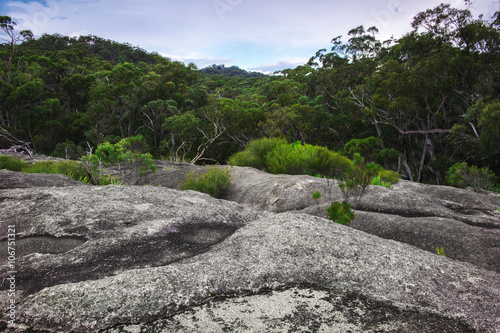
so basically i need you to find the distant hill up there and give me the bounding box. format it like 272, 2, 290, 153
19, 33, 161, 64
199, 64, 267, 78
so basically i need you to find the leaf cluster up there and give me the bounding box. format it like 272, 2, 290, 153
179, 166, 232, 198
326, 201, 356, 225
81, 135, 157, 184
445, 162, 496, 192
229, 138, 352, 179
339, 154, 381, 208
0, 155, 89, 182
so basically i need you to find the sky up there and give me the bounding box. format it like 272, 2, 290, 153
1, 0, 499, 73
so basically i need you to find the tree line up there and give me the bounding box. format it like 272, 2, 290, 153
1, 3, 499, 184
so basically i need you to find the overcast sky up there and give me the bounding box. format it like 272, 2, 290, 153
1, 0, 498, 72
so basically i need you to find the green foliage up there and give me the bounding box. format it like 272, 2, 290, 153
97, 174, 123, 185
0, 155, 28, 171
229, 139, 352, 178
265, 141, 352, 178
311, 191, 322, 201
339, 154, 381, 208
52, 140, 85, 160
436, 247, 446, 257
24, 160, 87, 179
327, 201, 356, 225
228, 137, 286, 170
446, 162, 496, 192
344, 137, 380, 161
179, 166, 232, 198
200, 64, 266, 78
81, 135, 157, 185
378, 169, 400, 184
76, 174, 122, 185
371, 175, 393, 189
2, 6, 499, 185
375, 149, 400, 167
21, 160, 88, 180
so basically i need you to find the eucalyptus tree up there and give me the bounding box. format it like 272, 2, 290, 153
0, 15, 32, 84
351, 4, 500, 183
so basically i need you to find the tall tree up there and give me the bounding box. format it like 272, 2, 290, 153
0, 16, 32, 84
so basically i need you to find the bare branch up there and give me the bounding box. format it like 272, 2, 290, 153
0, 127, 33, 157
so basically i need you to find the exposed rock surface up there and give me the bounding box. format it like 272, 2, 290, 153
0, 185, 262, 296
8, 213, 500, 332
0, 169, 86, 189
138, 164, 500, 272
1, 163, 499, 332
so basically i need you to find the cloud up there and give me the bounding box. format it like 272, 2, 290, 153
164, 54, 236, 69
249, 58, 311, 74
4, 0, 493, 72
5, 0, 62, 33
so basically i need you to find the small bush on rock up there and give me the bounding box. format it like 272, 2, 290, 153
436, 247, 446, 257
371, 175, 393, 189
0, 155, 28, 171
228, 137, 286, 170
21, 160, 88, 180
228, 139, 352, 178
179, 166, 232, 198
327, 201, 355, 225
339, 154, 381, 209
446, 162, 496, 192
265, 141, 352, 178
81, 135, 157, 185
378, 169, 400, 184
311, 191, 322, 203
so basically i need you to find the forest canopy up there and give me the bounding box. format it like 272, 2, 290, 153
1, 3, 499, 185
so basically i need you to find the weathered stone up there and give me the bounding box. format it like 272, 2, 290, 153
12, 213, 500, 332
299, 204, 500, 273
1, 163, 499, 332
135, 165, 340, 212
104, 287, 476, 333
0, 169, 86, 189
0, 185, 263, 298
134, 165, 500, 272
139, 165, 500, 227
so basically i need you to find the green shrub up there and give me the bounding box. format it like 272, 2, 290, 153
436, 247, 446, 257
179, 166, 232, 198
371, 175, 393, 189
311, 191, 322, 201
75, 173, 122, 185
446, 162, 496, 192
21, 161, 55, 173
327, 201, 356, 225
54, 161, 89, 180
229, 139, 352, 178
0, 155, 28, 171
344, 137, 380, 161
21, 160, 88, 180
309, 146, 352, 179
265, 141, 313, 175
339, 154, 381, 208
375, 148, 400, 167
81, 135, 157, 185
265, 141, 352, 178
378, 169, 400, 184
228, 137, 286, 170
52, 140, 85, 160
97, 174, 123, 185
